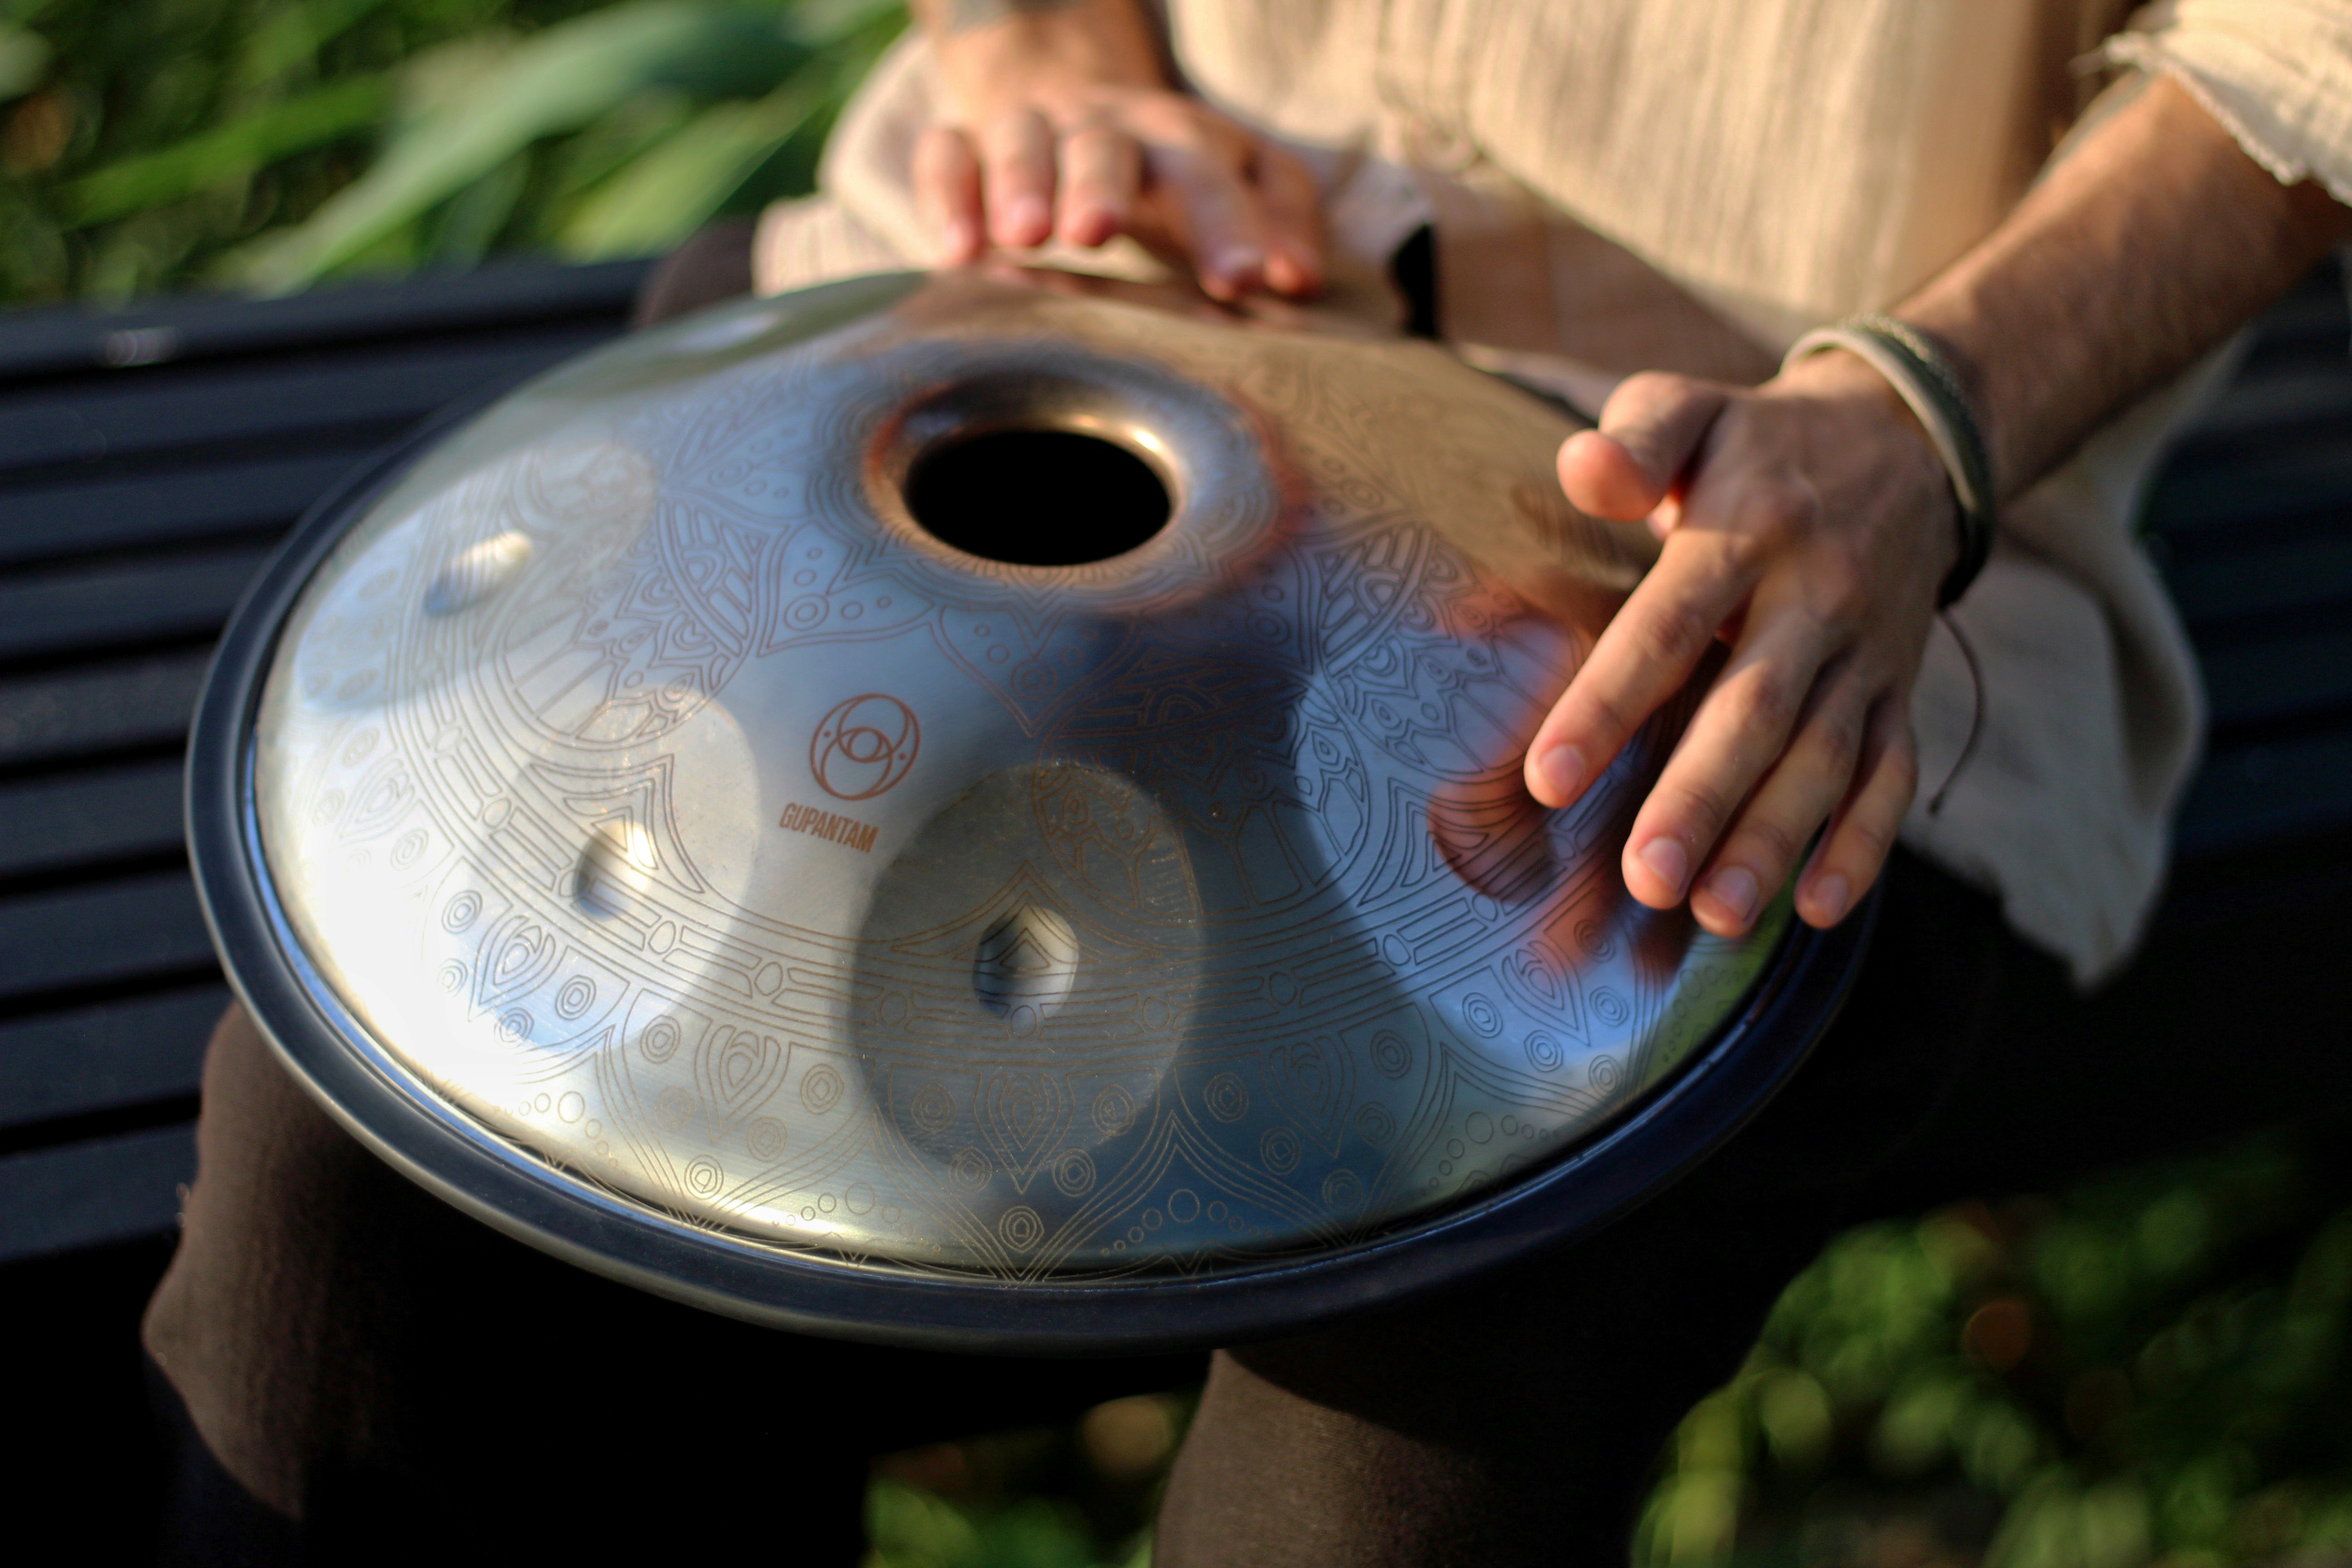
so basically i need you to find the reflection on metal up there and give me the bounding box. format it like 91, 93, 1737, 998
421, 529, 531, 616
974, 906, 1082, 1020
242, 267, 1793, 1282
575, 817, 660, 914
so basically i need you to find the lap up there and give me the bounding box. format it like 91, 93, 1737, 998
141, 853, 1993, 1537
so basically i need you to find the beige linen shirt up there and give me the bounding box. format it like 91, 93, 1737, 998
755, 0, 2352, 984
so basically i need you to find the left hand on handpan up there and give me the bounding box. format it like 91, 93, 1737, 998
1523, 350, 1960, 937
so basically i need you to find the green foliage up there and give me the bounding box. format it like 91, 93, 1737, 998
0, 20, 52, 99
862, 1395, 1183, 1568
0, 0, 902, 304
868, 1482, 1141, 1568
1636, 1132, 2352, 1568
64, 75, 394, 225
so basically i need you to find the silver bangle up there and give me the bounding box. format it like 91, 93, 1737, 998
1784, 314, 1996, 606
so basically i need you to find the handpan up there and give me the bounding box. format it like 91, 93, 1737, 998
188, 268, 1871, 1351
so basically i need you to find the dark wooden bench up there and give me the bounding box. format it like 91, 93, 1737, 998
0, 260, 650, 1262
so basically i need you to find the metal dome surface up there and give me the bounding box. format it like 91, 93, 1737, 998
190, 268, 1857, 1349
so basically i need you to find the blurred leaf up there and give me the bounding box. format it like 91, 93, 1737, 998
541, 88, 697, 203
1754, 1368, 1834, 1474
1640, 1468, 1746, 1567
864, 1475, 1148, 1568
233, 1, 823, 290
868, 1477, 985, 1568
554, 47, 844, 257
0, 22, 49, 99
235, 0, 391, 90
554, 86, 811, 257
389, 28, 525, 132
973, 1498, 1101, 1568
64, 74, 391, 224
424, 151, 529, 265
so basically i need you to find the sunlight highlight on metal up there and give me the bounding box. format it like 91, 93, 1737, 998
235, 268, 1797, 1287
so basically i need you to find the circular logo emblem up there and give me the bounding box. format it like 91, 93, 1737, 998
811, 693, 921, 800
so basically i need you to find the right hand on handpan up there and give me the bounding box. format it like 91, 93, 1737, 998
916, 0, 1323, 302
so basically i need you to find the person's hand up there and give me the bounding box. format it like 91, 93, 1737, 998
1522, 351, 1960, 937
916, 52, 1322, 301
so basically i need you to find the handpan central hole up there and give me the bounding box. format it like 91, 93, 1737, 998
905, 429, 1170, 567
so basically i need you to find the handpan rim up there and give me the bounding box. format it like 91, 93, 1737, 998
188, 272, 1868, 1348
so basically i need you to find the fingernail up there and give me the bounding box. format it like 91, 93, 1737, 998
1538, 744, 1586, 801
1809, 873, 1851, 923
1002, 196, 1050, 243
944, 219, 979, 260
1704, 865, 1759, 926
1637, 836, 1689, 897
1270, 246, 1321, 295
1213, 245, 1263, 287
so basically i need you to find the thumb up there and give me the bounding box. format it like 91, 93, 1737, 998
1557, 372, 1728, 523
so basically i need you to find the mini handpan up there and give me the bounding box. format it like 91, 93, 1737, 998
188, 268, 1870, 1351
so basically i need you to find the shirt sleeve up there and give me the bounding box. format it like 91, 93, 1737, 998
2103, 0, 2352, 203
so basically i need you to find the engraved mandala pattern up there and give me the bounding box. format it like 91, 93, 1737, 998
252, 273, 1789, 1283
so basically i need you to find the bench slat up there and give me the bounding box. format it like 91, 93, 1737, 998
0, 1123, 194, 1265
2180, 725, 2352, 854
0, 872, 214, 1006
0, 327, 612, 479
0, 451, 361, 572
0, 652, 212, 772
2199, 622, 2352, 733
2188, 366, 2352, 446
0, 759, 186, 879
0, 545, 274, 666
2239, 269, 2348, 351
2146, 444, 2352, 538
0, 258, 648, 381
2164, 523, 2352, 626
0, 986, 224, 1135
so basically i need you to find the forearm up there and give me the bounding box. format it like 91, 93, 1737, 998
911, 0, 1172, 102
1899, 74, 2352, 500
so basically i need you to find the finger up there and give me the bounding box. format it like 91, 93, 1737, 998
1148, 135, 1268, 300
1253, 144, 1325, 296
1686, 671, 1873, 936
981, 106, 1058, 250
915, 125, 986, 263
1796, 697, 1919, 927
1618, 609, 1833, 911
1057, 122, 1142, 248
1522, 525, 1759, 811
1557, 373, 1728, 524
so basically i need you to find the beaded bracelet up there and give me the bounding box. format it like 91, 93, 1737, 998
1783, 314, 1996, 607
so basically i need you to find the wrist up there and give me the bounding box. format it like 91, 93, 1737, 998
1778, 346, 1934, 446
924, 0, 1172, 113
1788, 351, 1962, 584
1872, 300, 2004, 496
1782, 318, 1996, 606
